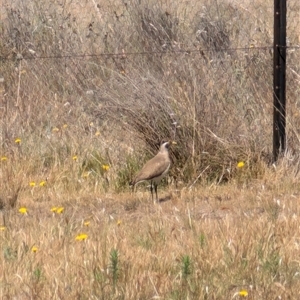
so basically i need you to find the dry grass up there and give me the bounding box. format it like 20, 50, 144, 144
1, 0, 300, 298
2, 167, 300, 299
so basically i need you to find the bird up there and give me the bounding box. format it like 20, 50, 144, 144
131, 141, 175, 202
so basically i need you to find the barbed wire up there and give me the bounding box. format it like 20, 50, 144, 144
1, 45, 299, 61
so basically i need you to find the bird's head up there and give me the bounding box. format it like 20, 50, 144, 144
159, 140, 177, 151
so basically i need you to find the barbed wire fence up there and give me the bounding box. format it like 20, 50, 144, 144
0, 0, 300, 180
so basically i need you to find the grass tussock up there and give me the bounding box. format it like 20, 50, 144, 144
0, 0, 300, 298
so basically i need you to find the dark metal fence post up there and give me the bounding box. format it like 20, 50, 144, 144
273, 0, 287, 162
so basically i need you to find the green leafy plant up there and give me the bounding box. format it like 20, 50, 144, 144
110, 248, 120, 291
181, 255, 192, 281
33, 266, 42, 282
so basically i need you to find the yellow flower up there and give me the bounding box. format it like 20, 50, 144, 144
117, 220, 122, 226
81, 172, 90, 178
39, 181, 46, 187
19, 207, 27, 214
75, 233, 88, 241
0, 226, 6, 231
56, 207, 64, 214
102, 164, 109, 171
72, 155, 78, 161
84, 221, 90, 226
31, 246, 38, 253
52, 127, 59, 133
29, 181, 36, 187
239, 289, 248, 297
51, 207, 64, 214
62, 124, 68, 129
95, 131, 100, 136
15, 138, 21, 144
237, 161, 245, 168
1, 156, 7, 161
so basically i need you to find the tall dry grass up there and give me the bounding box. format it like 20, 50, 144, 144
1, 0, 300, 298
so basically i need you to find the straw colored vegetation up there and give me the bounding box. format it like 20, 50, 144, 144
1, 0, 300, 298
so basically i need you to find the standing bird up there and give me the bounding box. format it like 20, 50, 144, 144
131, 141, 174, 202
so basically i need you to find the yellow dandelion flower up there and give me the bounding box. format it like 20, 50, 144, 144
19, 207, 27, 214
0, 226, 6, 231
56, 207, 64, 214
52, 127, 59, 133
84, 221, 90, 226
102, 164, 109, 171
237, 161, 245, 168
29, 181, 36, 187
1, 156, 7, 161
62, 124, 68, 129
15, 138, 21, 144
95, 131, 100, 136
51, 207, 58, 212
117, 220, 122, 226
75, 233, 88, 241
39, 181, 46, 187
31, 246, 38, 253
72, 155, 78, 161
239, 290, 248, 297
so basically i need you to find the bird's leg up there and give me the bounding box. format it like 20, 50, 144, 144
150, 181, 154, 202
154, 183, 158, 202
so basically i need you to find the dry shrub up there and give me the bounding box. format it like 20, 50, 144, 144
0, 0, 299, 191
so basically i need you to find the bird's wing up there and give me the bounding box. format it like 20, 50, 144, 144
133, 154, 170, 183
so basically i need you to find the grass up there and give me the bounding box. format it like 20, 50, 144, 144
1, 0, 300, 298
2, 177, 300, 298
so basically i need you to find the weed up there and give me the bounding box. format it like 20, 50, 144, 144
199, 232, 206, 248
33, 266, 42, 282
262, 251, 281, 278
181, 255, 192, 281
110, 248, 119, 291
3, 246, 17, 261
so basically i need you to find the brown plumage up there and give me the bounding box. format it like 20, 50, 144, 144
131, 141, 172, 202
